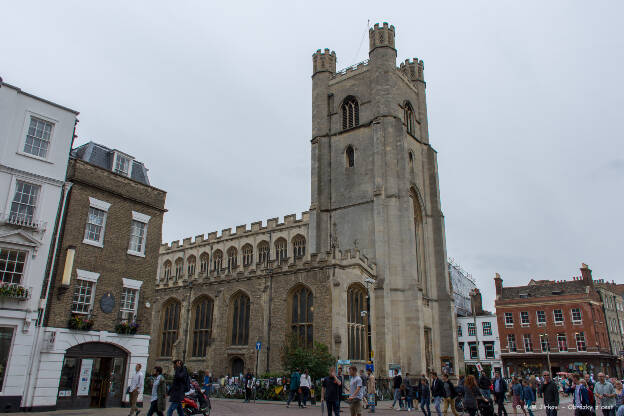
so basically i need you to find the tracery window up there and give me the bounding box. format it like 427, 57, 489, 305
230, 292, 250, 345
291, 286, 313, 349
160, 300, 180, 357
347, 284, 368, 361
341, 96, 359, 130
258, 242, 269, 265
293, 235, 306, 258
227, 247, 237, 273
162, 260, 172, 281
410, 188, 427, 294
404, 101, 416, 135
275, 238, 287, 263
187, 255, 196, 277
213, 250, 223, 274
346, 145, 355, 168
192, 297, 214, 357
174, 258, 183, 279
242, 244, 253, 267
200, 253, 209, 274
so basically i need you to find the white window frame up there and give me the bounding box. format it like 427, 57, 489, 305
571, 308, 582, 324
467, 322, 476, 336
17, 112, 58, 162
504, 312, 514, 327
120, 278, 142, 321
523, 334, 533, 352
71, 269, 100, 314
520, 311, 530, 326
112, 151, 133, 177
557, 333, 568, 352
82, 197, 111, 248
536, 310, 546, 326
9, 179, 41, 225
507, 334, 516, 352
482, 321, 492, 336
553, 309, 564, 325
127, 211, 150, 257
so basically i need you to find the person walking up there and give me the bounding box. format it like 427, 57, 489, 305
128, 363, 145, 416
406, 374, 415, 412
366, 368, 376, 413
512, 377, 527, 416
243, 369, 253, 403
442, 373, 459, 416
613, 381, 623, 416
321, 367, 342, 416
167, 360, 189, 416
203, 370, 212, 396
420, 377, 432, 416
286, 368, 301, 408
572, 376, 592, 416
146, 366, 166, 416
348, 366, 364, 416
541, 372, 560, 416
463, 375, 486, 416
431, 372, 445, 416
300, 369, 312, 408
522, 379, 536, 416
392, 369, 404, 410
594, 372, 617, 416
479, 373, 492, 400
493, 371, 509, 416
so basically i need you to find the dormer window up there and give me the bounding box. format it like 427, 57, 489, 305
113, 152, 133, 177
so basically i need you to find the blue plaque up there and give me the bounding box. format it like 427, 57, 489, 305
100, 293, 115, 314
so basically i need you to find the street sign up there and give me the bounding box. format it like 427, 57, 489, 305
256, 341, 262, 351
476, 363, 483, 372
366, 363, 374, 372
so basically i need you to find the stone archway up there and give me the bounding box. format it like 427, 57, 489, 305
231, 357, 244, 377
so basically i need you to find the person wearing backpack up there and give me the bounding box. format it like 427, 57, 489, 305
167, 360, 189, 416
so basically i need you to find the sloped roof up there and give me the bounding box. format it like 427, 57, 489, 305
70, 141, 150, 185
501, 279, 590, 299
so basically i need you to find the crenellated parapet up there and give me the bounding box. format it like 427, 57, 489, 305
160, 211, 310, 252
312, 48, 336, 75
369, 22, 396, 52
399, 58, 425, 83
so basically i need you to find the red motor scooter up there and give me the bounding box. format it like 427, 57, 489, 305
181, 387, 211, 416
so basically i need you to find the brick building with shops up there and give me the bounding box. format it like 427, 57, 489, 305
27, 142, 166, 411
494, 263, 619, 378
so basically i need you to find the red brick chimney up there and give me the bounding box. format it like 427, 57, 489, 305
494, 273, 503, 299
580, 263, 592, 282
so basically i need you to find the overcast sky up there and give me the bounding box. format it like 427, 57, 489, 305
2, 1, 622, 309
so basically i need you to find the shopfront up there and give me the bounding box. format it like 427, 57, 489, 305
56, 342, 127, 409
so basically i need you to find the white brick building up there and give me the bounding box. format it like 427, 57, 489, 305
457, 313, 503, 378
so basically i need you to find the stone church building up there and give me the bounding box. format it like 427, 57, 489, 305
149, 23, 458, 377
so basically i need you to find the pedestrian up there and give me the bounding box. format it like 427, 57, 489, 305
586, 374, 597, 415
479, 372, 492, 400
128, 363, 144, 416
146, 366, 166, 416
594, 372, 617, 416
338, 367, 345, 401
366, 368, 376, 413
321, 367, 342, 416
420, 377, 432, 416
541, 371, 560, 416
406, 374, 415, 411
359, 370, 368, 408
512, 377, 527, 416
286, 368, 301, 408
203, 370, 212, 395
167, 359, 189, 416
300, 368, 312, 408
522, 379, 535, 416
348, 366, 364, 416
442, 373, 459, 416
614, 381, 624, 416
463, 375, 486, 416
431, 372, 445, 416
244, 369, 253, 403
392, 369, 404, 410
572, 376, 592, 416
493, 371, 508, 416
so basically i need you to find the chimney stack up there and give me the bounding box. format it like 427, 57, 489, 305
580, 263, 592, 282
494, 273, 503, 299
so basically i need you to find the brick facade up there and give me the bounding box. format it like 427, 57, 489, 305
494, 264, 618, 377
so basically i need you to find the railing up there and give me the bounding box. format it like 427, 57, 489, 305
0, 282, 30, 300
0, 212, 47, 230
335, 59, 370, 76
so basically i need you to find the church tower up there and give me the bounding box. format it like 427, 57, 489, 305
309, 23, 457, 374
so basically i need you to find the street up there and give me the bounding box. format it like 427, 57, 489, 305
22, 396, 578, 416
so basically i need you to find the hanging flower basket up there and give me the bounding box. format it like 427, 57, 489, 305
68, 315, 94, 330
114, 321, 138, 335
0, 283, 30, 300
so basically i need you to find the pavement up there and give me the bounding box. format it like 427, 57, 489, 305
21, 396, 577, 416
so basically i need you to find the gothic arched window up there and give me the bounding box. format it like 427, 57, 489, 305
291, 286, 313, 348
200, 253, 209, 274
342, 96, 359, 130
213, 250, 223, 274
404, 101, 416, 136
187, 255, 196, 277
242, 244, 253, 267
258, 241, 269, 265
293, 235, 306, 258
346, 145, 355, 168
347, 284, 368, 361
227, 247, 238, 273
230, 292, 250, 345
174, 258, 184, 279
410, 188, 427, 294
275, 238, 287, 263
162, 260, 172, 281
160, 299, 181, 357
192, 296, 214, 357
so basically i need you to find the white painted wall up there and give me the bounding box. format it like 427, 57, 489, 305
457, 314, 503, 376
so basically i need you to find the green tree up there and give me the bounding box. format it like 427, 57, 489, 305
281, 333, 336, 381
